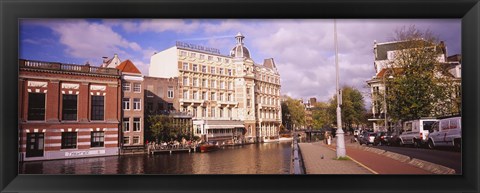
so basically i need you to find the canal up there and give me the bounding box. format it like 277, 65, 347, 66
20, 142, 292, 174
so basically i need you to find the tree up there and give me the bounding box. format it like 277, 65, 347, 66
328, 86, 367, 132
147, 114, 175, 142
281, 96, 306, 130
385, 25, 460, 122
311, 101, 331, 130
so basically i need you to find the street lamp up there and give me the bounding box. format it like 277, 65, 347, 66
382, 71, 393, 132
334, 19, 346, 158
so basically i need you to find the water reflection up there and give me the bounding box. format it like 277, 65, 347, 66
20, 142, 292, 174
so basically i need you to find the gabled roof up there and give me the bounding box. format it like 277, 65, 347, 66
116, 59, 141, 74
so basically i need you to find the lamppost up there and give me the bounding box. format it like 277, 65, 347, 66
334, 19, 346, 158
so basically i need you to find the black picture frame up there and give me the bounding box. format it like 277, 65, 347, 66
1, 0, 479, 192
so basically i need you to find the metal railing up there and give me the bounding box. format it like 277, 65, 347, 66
19, 59, 120, 76
291, 133, 305, 174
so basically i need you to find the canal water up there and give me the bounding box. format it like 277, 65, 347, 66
20, 142, 292, 174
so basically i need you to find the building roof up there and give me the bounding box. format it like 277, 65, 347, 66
375, 39, 444, 60
116, 59, 141, 74
263, 58, 276, 69
230, 32, 251, 58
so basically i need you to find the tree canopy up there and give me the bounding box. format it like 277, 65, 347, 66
385, 25, 460, 122
281, 96, 306, 130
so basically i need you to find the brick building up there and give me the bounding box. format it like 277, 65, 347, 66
116, 60, 145, 152
18, 59, 122, 161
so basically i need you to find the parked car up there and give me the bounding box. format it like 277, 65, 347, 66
359, 132, 376, 146
398, 118, 438, 148
427, 116, 461, 151
374, 131, 393, 146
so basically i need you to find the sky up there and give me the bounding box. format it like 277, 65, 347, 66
19, 19, 461, 106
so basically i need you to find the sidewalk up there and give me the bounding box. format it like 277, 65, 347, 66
299, 135, 433, 174
298, 142, 372, 174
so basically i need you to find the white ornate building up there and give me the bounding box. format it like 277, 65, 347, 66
149, 33, 282, 143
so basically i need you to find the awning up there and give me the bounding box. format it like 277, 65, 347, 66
204, 120, 245, 129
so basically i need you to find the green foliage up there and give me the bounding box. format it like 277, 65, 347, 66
281, 97, 306, 130
328, 86, 368, 131
385, 25, 461, 122
311, 102, 331, 130
147, 114, 192, 142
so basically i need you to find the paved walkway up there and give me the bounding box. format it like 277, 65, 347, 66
298, 142, 372, 174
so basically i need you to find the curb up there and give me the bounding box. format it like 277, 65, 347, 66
340, 143, 456, 174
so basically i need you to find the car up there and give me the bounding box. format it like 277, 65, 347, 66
374, 131, 393, 146
427, 116, 461, 151
359, 132, 376, 146
398, 118, 438, 148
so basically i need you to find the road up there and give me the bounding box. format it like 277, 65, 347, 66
370, 145, 461, 174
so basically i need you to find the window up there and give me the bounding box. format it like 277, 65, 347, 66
211, 92, 216, 101
61, 132, 77, 149
122, 98, 130, 110
203, 107, 207, 117
202, 79, 207, 87
211, 67, 216, 74
225, 59, 229, 63
217, 57, 222, 62
180, 51, 187, 56
220, 81, 225, 89
228, 82, 233, 90
193, 64, 198, 71
211, 108, 215, 117
220, 93, 224, 101
211, 80, 216, 88
133, 83, 141, 93
193, 91, 198, 100
247, 99, 251, 107
147, 85, 154, 97
147, 102, 153, 112
228, 69, 232, 76
183, 90, 189, 99
157, 102, 165, 111
123, 117, 130, 132
193, 78, 198, 87
123, 137, 130, 145
228, 108, 232, 118
62, 94, 77, 121
133, 98, 141, 110
220, 107, 224, 117
123, 82, 131, 92
200, 54, 205, 60
183, 77, 188, 86
228, 94, 232, 101
183, 62, 189, 70
133, 136, 140, 144
28, 93, 45, 120
219, 68, 224, 75
168, 103, 174, 110
133, 118, 141, 131
247, 88, 250, 95
190, 53, 196, 58
91, 96, 104, 120
91, 131, 104, 147
202, 66, 207, 73
202, 92, 207, 100
208, 56, 213, 61
193, 107, 197, 117
167, 86, 174, 98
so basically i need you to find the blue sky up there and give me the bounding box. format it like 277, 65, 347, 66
20, 19, 461, 104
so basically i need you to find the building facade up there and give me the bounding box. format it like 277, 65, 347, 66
18, 59, 122, 161
367, 40, 461, 132
149, 33, 282, 143
116, 60, 145, 151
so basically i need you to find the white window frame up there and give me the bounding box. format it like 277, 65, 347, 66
133, 98, 141, 110
133, 117, 141, 132
133, 83, 141, 93
123, 82, 131, 92
123, 98, 130, 110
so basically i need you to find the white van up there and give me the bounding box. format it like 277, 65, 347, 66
399, 118, 438, 147
427, 116, 461, 150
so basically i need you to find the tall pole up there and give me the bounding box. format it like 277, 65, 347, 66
334, 19, 346, 158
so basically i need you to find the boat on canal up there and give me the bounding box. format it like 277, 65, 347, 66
263, 136, 279, 143
199, 142, 219, 153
